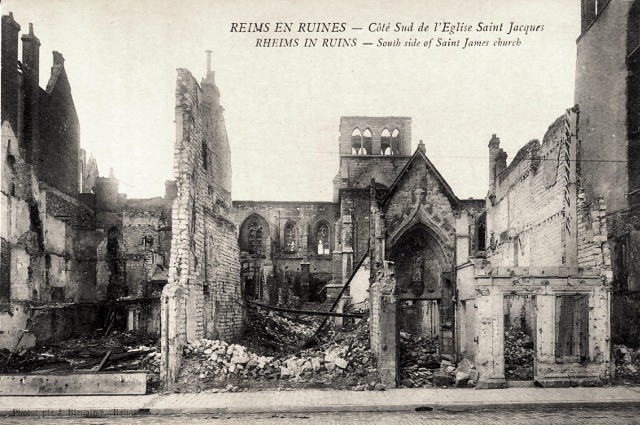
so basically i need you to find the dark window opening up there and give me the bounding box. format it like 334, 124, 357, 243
202, 141, 209, 170
473, 212, 487, 254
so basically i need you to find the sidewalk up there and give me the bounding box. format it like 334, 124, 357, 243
1, 387, 640, 417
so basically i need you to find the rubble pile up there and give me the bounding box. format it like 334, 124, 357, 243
237, 307, 317, 356
504, 327, 534, 380
614, 344, 640, 384
177, 310, 383, 391
398, 332, 440, 387
397, 332, 479, 388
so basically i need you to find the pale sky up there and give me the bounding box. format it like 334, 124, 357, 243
3, 0, 579, 201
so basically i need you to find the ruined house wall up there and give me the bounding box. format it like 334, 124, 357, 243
575, 0, 631, 212
1, 121, 101, 349
164, 67, 242, 346
487, 118, 566, 267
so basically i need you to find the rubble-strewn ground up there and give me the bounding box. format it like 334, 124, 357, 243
0, 330, 162, 391
504, 327, 534, 381
174, 305, 382, 392
613, 344, 640, 385
398, 332, 479, 388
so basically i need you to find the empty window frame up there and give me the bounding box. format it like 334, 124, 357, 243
317, 223, 331, 255
284, 221, 297, 253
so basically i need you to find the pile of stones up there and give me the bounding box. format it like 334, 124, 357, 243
614, 344, 640, 384
178, 317, 382, 391
504, 327, 534, 380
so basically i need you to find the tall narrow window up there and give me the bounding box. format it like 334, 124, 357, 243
202, 141, 209, 170
381, 128, 392, 155
391, 129, 401, 155
362, 128, 373, 155
284, 221, 297, 253
248, 219, 263, 255
317, 223, 331, 255
351, 128, 363, 155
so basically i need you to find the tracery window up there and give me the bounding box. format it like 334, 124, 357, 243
284, 221, 296, 253
317, 223, 331, 255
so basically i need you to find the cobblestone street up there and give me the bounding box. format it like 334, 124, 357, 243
2, 408, 640, 424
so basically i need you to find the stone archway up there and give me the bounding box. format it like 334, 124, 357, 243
388, 222, 455, 355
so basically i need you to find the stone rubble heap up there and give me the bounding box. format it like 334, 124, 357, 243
614, 344, 640, 383
398, 331, 479, 388
504, 327, 535, 380
177, 309, 383, 391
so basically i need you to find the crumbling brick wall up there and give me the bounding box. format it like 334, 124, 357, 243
162, 65, 243, 386
487, 118, 567, 267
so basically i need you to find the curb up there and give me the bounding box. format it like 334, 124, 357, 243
3, 399, 640, 417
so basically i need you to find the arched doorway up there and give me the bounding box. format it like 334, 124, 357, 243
388, 223, 455, 355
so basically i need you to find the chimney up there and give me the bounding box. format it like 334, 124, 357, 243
21, 23, 41, 164
1, 13, 21, 134
417, 139, 426, 154
488, 134, 500, 190
21, 23, 40, 82
496, 149, 508, 179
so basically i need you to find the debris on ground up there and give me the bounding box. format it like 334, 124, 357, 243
175, 305, 383, 392
614, 344, 640, 384
0, 330, 161, 391
398, 332, 439, 387
504, 327, 534, 380
398, 331, 479, 388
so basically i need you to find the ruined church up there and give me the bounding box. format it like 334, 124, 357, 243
2, 0, 637, 390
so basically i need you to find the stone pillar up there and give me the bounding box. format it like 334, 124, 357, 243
369, 261, 398, 388
326, 220, 343, 303
300, 260, 310, 302
475, 285, 506, 389
341, 214, 354, 295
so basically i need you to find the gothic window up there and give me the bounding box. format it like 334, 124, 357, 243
248, 219, 263, 255
380, 128, 392, 155
317, 223, 331, 255
284, 221, 297, 253
351, 128, 363, 155
391, 129, 401, 155
362, 128, 373, 155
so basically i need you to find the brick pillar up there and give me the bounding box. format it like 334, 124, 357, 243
474, 285, 506, 389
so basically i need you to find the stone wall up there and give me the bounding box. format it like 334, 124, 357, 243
232, 201, 336, 304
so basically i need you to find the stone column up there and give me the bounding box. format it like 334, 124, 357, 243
475, 284, 506, 389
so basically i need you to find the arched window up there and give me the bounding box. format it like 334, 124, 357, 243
362, 128, 373, 155
391, 129, 401, 155
317, 223, 331, 255
351, 128, 363, 155
381, 128, 392, 155
284, 221, 297, 253
248, 218, 263, 255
